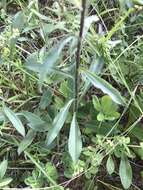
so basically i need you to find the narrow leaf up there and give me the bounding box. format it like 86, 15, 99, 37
0, 112, 5, 122
82, 56, 104, 95
132, 0, 143, 5
18, 129, 36, 155
119, 156, 132, 189
26, 37, 74, 75
82, 69, 125, 105
39, 90, 52, 110
106, 156, 115, 175
68, 113, 82, 162
20, 111, 51, 132
46, 99, 74, 146
0, 178, 13, 187
0, 160, 8, 179
4, 106, 25, 137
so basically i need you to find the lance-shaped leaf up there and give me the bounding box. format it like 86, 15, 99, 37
46, 99, 74, 146
39, 90, 52, 110
19, 111, 51, 132
119, 156, 132, 189
18, 129, 36, 155
68, 113, 82, 162
0, 160, 8, 179
81, 56, 104, 96
26, 36, 75, 85
3, 106, 25, 137
0, 178, 13, 187
82, 69, 125, 105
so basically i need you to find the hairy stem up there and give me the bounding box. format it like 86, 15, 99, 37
74, 0, 86, 112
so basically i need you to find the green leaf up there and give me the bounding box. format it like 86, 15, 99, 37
3, 106, 25, 137
133, 147, 143, 160
26, 52, 39, 66
131, 125, 143, 141
20, 111, 51, 132
92, 95, 101, 111
82, 69, 125, 105
39, 90, 52, 110
18, 129, 36, 155
45, 162, 58, 182
46, 99, 74, 146
0, 178, 13, 187
99, 95, 120, 121
59, 81, 71, 98
82, 56, 104, 96
41, 22, 66, 39
26, 36, 75, 85
83, 15, 99, 37
0, 112, 5, 122
0, 160, 7, 179
106, 156, 115, 175
12, 11, 25, 31
97, 112, 105, 121
101, 95, 118, 114
132, 0, 143, 5
119, 156, 132, 189
68, 113, 82, 162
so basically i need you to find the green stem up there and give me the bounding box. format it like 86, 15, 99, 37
74, 0, 86, 112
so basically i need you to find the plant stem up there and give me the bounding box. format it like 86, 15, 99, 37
74, 0, 86, 112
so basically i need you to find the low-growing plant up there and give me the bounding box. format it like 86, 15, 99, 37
0, 0, 143, 189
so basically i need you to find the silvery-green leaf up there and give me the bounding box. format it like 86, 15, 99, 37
83, 15, 99, 37
3, 106, 25, 137
12, 11, 25, 31
39, 90, 52, 110
0, 160, 7, 179
68, 113, 82, 162
82, 69, 125, 105
0, 112, 5, 122
106, 156, 115, 175
41, 22, 66, 39
26, 36, 75, 85
81, 56, 104, 96
20, 111, 50, 132
119, 156, 132, 189
18, 129, 36, 155
132, 0, 143, 5
46, 99, 74, 146
0, 178, 13, 187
